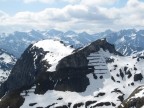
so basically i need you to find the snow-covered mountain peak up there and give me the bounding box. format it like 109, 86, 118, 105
33, 39, 74, 55
32, 39, 74, 71
2, 28, 144, 58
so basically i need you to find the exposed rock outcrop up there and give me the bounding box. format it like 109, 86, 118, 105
118, 86, 144, 108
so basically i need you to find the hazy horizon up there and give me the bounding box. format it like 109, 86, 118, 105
0, 0, 144, 33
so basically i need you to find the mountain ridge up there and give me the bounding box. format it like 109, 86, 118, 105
0, 39, 144, 108
1, 29, 144, 58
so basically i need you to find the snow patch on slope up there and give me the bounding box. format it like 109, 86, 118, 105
0, 49, 16, 84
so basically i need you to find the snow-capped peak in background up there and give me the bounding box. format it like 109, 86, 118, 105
0, 29, 144, 58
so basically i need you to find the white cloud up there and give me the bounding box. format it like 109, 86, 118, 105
113, 0, 144, 26
0, 0, 144, 33
23, 0, 116, 5
81, 0, 117, 6
24, 0, 53, 3
23, 0, 80, 3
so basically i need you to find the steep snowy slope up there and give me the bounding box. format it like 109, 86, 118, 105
0, 49, 16, 84
0, 39, 144, 108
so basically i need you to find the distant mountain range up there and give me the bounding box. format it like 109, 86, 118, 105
0, 29, 98, 58
106, 29, 144, 55
1, 29, 144, 58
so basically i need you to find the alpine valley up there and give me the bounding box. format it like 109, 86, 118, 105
0, 38, 144, 108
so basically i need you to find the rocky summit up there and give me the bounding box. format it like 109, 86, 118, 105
0, 39, 144, 108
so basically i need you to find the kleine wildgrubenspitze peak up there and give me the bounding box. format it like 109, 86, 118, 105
0, 39, 144, 108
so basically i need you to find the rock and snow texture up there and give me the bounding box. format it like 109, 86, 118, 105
0, 39, 144, 108
0, 39, 74, 99
118, 85, 144, 108
32, 40, 74, 71
22, 48, 144, 107
0, 49, 16, 84
20, 48, 144, 108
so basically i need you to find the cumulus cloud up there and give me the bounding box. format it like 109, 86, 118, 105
24, 0, 53, 3
112, 0, 144, 27
0, 0, 144, 33
81, 0, 117, 6
23, 0, 80, 3
23, 0, 116, 5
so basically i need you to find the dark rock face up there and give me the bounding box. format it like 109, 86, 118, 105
58, 105, 69, 108
95, 92, 105, 97
118, 94, 125, 102
46, 103, 57, 108
56, 39, 122, 70
29, 103, 37, 106
119, 69, 124, 80
93, 102, 111, 107
111, 88, 123, 94
73, 102, 84, 108
34, 67, 91, 94
0, 91, 25, 108
0, 45, 49, 98
85, 101, 97, 107
134, 73, 143, 82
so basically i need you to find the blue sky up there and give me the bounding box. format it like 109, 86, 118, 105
0, 0, 127, 15
0, 0, 144, 33
0, 0, 69, 15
